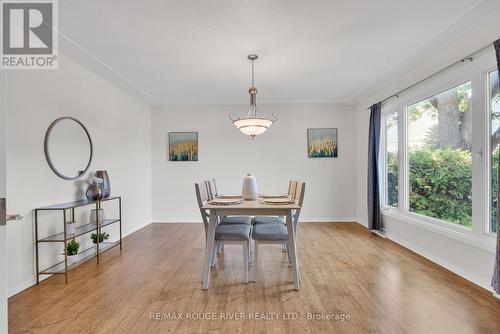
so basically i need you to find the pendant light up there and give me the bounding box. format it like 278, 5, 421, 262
229, 54, 277, 139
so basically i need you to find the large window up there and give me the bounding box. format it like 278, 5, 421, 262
490, 70, 499, 234
385, 111, 398, 207
407, 82, 472, 227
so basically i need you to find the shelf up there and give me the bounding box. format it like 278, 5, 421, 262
39, 219, 120, 242
36, 196, 120, 211
35, 196, 122, 283
39, 241, 120, 275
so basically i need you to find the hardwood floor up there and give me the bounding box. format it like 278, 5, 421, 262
8, 223, 500, 334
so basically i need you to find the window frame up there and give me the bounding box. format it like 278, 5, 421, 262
379, 51, 497, 252
486, 68, 500, 235
380, 103, 400, 210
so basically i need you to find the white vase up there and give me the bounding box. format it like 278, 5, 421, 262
242, 174, 259, 200
66, 222, 76, 235
67, 254, 80, 264
90, 209, 105, 226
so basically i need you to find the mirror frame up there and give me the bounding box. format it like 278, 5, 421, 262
44, 116, 94, 180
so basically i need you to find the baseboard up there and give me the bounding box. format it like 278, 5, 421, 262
153, 218, 358, 224
152, 219, 202, 224
355, 218, 369, 228
9, 279, 36, 297
300, 217, 358, 223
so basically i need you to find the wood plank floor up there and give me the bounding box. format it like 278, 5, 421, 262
8, 223, 500, 334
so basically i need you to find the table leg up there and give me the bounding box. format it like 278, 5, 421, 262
202, 210, 217, 289
286, 210, 300, 290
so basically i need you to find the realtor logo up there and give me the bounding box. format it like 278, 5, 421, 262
1, 0, 58, 69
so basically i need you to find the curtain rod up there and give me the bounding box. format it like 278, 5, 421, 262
366, 42, 494, 110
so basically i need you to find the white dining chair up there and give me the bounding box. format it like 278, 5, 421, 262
205, 179, 252, 225
252, 180, 297, 226
195, 182, 251, 283
252, 181, 305, 282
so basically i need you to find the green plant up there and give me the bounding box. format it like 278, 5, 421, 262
91, 232, 109, 244
65, 239, 80, 256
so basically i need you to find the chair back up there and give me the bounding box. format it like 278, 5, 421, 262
211, 178, 219, 197
288, 180, 298, 199
204, 180, 216, 200
293, 181, 306, 223
195, 182, 210, 232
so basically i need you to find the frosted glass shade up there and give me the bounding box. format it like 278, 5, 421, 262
233, 118, 273, 137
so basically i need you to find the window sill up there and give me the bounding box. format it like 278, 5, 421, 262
381, 208, 496, 254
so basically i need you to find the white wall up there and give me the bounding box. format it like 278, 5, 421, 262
353, 11, 500, 292
151, 103, 356, 223
6, 54, 152, 296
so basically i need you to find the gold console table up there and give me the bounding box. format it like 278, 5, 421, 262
34, 196, 122, 283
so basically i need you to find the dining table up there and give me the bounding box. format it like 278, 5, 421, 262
201, 199, 302, 290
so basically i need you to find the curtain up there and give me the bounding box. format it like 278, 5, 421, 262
492, 39, 500, 294
367, 103, 382, 230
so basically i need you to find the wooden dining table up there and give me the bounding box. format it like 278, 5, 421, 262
201, 199, 302, 290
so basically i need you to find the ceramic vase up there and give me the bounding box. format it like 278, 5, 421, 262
242, 174, 259, 200
66, 222, 76, 235
90, 209, 105, 226
95, 170, 111, 198
86, 183, 103, 201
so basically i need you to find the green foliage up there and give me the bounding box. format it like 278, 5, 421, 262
491, 148, 499, 233
408, 81, 471, 123
387, 152, 398, 206
387, 148, 472, 227
91, 232, 109, 244
65, 239, 80, 256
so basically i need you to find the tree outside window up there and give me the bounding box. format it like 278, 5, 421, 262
406, 82, 472, 227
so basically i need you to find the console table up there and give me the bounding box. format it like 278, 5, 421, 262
34, 196, 122, 283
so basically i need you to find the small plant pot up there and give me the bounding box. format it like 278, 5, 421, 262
66, 222, 76, 235
93, 243, 104, 252
67, 253, 81, 264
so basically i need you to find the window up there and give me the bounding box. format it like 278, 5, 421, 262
489, 70, 499, 234
407, 82, 472, 227
385, 111, 398, 207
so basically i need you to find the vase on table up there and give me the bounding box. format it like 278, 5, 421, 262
95, 170, 111, 198
86, 177, 104, 201
242, 173, 259, 200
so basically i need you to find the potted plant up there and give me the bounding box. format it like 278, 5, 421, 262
91, 232, 109, 250
65, 239, 81, 264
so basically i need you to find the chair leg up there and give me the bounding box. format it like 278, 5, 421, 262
211, 244, 217, 267
286, 242, 291, 263
249, 239, 253, 263
243, 242, 249, 283
254, 240, 259, 281
282, 243, 287, 252
217, 243, 223, 255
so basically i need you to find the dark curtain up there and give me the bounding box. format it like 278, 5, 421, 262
492, 39, 500, 294
367, 103, 382, 230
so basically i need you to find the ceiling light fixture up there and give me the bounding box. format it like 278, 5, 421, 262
230, 54, 277, 139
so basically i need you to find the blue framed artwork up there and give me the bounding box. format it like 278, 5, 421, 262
168, 132, 198, 161
307, 128, 338, 158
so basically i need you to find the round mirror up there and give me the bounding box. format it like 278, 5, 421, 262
44, 117, 93, 180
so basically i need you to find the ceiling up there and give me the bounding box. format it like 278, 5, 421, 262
58, 0, 497, 105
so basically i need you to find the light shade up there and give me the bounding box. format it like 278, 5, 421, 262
233, 118, 273, 137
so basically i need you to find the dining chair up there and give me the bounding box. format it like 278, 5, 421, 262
205, 179, 252, 226
195, 182, 251, 283
252, 181, 305, 282
252, 180, 297, 226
